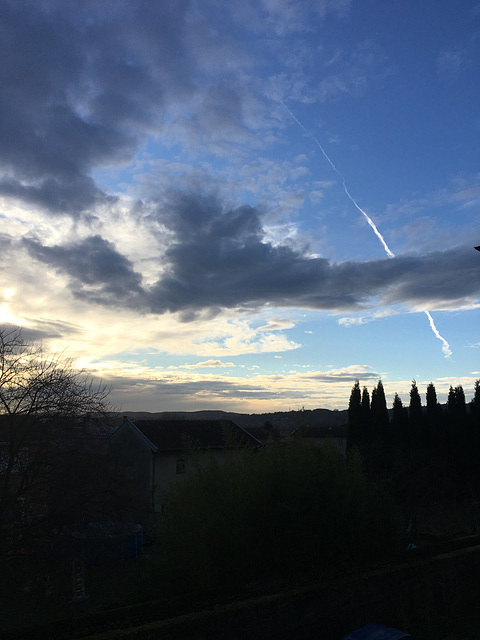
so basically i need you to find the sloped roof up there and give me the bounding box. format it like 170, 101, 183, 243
0, 414, 113, 440
242, 425, 282, 445
119, 419, 263, 452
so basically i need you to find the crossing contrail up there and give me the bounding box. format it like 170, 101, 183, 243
280, 99, 452, 357
280, 100, 394, 257
424, 310, 452, 358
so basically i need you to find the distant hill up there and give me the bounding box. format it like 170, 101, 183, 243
120, 408, 347, 435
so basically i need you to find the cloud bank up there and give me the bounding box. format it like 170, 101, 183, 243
20, 190, 480, 318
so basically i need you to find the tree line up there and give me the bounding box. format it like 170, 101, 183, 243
347, 378, 480, 493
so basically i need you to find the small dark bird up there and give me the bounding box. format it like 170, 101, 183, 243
476, 246, 480, 252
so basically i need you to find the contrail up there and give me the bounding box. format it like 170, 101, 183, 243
280, 100, 394, 258
280, 99, 452, 357
424, 310, 452, 358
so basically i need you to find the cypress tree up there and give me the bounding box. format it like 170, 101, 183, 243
347, 380, 363, 450
446, 385, 456, 419
409, 380, 424, 448
455, 385, 468, 470
426, 382, 441, 449
445, 385, 468, 473
455, 385, 467, 430
371, 380, 389, 442
471, 380, 480, 430
455, 385, 467, 420
444, 385, 457, 457
391, 393, 410, 455
469, 380, 480, 484
361, 386, 371, 442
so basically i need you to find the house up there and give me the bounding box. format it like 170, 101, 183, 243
0, 414, 114, 551
0, 416, 48, 529
109, 418, 263, 527
291, 424, 348, 456
238, 424, 282, 445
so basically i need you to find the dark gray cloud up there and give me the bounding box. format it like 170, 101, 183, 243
0, 0, 201, 215
110, 376, 280, 400
0, 320, 82, 343
0, 233, 13, 251
143, 191, 480, 315
22, 191, 480, 316
23, 235, 143, 304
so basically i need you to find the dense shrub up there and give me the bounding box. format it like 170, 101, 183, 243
160, 439, 403, 593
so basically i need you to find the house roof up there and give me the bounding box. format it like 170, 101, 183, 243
115, 418, 263, 452
242, 425, 282, 444
0, 414, 113, 442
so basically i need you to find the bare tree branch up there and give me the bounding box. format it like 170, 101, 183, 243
0, 326, 114, 552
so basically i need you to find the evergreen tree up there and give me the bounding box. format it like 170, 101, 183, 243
371, 380, 389, 442
361, 386, 371, 443
445, 385, 468, 473
455, 385, 468, 469
425, 382, 441, 448
471, 380, 480, 429
444, 385, 457, 457
446, 385, 456, 418
391, 393, 410, 454
409, 380, 424, 448
470, 379, 480, 439
446, 385, 467, 434
469, 380, 480, 484
455, 385, 467, 428
347, 380, 363, 450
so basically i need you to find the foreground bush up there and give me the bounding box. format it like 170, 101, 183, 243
161, 439, 403, 593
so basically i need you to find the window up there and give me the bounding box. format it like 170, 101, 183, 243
176, 458, 185, 474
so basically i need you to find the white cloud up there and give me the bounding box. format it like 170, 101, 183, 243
175, 360, 235, 369
338, 309, 397, 327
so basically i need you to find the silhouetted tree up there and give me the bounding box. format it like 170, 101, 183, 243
455, 385, 469, 474
471, 380, 480, 429
444, 385, 457, 458
371, 380, 389, 442
469, 380, 480, 484
409, 380, 424, 448
0, 326, 111, 552
361, 386, 371, 442
425, 382, 442, 449
446, 385, 456, 426
347, 380, 362, 450
455, 385, 467, 426
445, 385, 468, 475
391, 393, 410, 455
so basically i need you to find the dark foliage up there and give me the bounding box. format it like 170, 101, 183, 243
160, 439, 403, 594
347, 379, 480, 512
370, 380, 389, 443
347, 380, 362, 450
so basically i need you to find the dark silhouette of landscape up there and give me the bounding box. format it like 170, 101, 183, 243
2, 327, 480, 639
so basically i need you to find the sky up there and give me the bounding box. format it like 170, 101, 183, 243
1, 0, 480, 414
